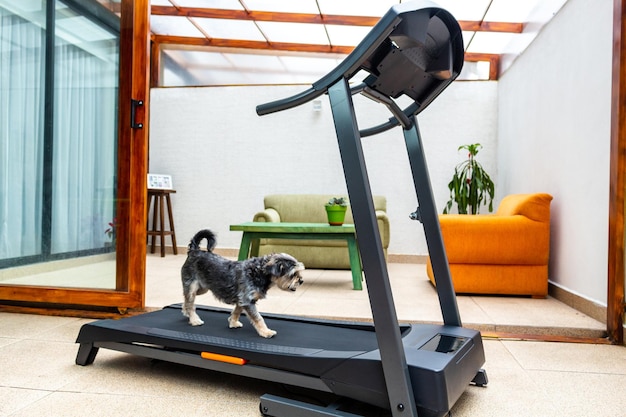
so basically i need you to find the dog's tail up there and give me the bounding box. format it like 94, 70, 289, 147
188, 229, 217, 253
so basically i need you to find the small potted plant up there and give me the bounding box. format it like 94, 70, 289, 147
325, 197, 349, 226
443, 143, 495, 214
104, 217, 117, 247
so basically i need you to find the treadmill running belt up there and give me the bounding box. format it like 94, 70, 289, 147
77, 304, 386, 377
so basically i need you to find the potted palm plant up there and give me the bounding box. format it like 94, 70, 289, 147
443, 143, 495, 214
325, 197, 349, 226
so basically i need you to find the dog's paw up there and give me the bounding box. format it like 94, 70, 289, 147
228, 318, 243, 328
189, 317, 204, 326
259, 328, 277, 338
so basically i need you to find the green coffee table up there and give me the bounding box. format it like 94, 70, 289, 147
229, 222, 363, 290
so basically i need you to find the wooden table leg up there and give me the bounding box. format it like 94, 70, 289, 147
250, 237, 260, 257
165, 193, 177, 254
158, 194, 166, 257
150, 193, 158, 254
346, 235, 363, 290
237, 233, 253, 260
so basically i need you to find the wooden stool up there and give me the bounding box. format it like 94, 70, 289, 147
147, 189, 177, 257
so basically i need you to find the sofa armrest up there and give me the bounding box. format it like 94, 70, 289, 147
439, 214, 550, 265
253, 208, 281, 223
376, 210, 390, 249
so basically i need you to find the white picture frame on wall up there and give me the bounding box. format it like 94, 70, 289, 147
147, 173, 173, 190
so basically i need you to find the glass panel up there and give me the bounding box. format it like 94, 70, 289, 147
52, 2, 118, 254
0, 2, 46, 261
317, 0, 396, 16
0, 0, 120, 290
160, 47, 345, 86
150, 15, 203, 37
48, 0, 118, 288
193, 17, 265, 41
243, 0, 317, 14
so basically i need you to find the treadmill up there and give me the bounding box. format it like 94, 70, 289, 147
75, 1, 488, 416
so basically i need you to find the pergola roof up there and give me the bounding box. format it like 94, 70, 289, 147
107, 0, 570, 84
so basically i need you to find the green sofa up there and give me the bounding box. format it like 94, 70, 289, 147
252, 194, 389, 269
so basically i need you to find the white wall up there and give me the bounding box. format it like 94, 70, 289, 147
148, 0, 616, 309
149, 81, 497, 256
498, 0, 613, 305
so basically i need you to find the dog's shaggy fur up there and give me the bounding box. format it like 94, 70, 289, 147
181, 229, 304, 338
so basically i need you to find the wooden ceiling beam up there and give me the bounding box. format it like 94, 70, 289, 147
458, 20, 523, 33
153, 36, 501, 80
151, 6, 523, 33
152, 35, 355, 54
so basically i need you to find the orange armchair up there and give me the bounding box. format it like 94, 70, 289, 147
426, 193, 553, 297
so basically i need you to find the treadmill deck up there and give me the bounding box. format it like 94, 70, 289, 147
76, 304, 485, 416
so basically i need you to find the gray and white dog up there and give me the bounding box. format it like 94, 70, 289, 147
181, 229, 305, 338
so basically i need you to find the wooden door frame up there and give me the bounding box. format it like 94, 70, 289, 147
608, 0, 626, 344
0, 0, 150, 313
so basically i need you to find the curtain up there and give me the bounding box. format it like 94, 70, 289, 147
51, 26, 118, 253
0, 7, 45, 259
0, 1, 118, 261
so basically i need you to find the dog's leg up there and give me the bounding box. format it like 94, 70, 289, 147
243, 304, 276, 338
228, 305, 244, 329
182, 281, 204, 326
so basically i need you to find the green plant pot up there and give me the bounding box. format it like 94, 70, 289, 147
325, 205, 347, 226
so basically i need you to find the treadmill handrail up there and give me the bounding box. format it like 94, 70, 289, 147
255, 5, 405, 116
256, 0, 462, 135
256, 87, 324, 116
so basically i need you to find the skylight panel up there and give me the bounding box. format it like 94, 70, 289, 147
174, 0, 244, 9
325, 24, 372, 47
317, 0, 397, 17
243, 0, 319, 14
484, 0, 540, 22
151, 15, 204, 37
257, 21, 329, 45
193, 18, 265, 41
151, 0, 569, 83
435, 0, 492, 21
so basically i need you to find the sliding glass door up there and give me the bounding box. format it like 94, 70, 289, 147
0, 0, 119, 290
0, 2, 46, 263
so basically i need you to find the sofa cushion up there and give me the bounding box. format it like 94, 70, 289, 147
254, 194, 389, 269
439, 215, 550, 265
263, 194, 386, 224
495, 193, 552, 222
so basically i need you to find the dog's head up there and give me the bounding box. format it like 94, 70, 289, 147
265, 253, 305, 292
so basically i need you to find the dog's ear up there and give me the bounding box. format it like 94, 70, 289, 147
266, 254, 302, 277
267, 257, 289, 277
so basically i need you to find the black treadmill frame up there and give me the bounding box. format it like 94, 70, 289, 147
255, 2, 467, 412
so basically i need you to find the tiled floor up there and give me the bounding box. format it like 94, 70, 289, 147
146, 254, 607, 339
1, 253, 625, 416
